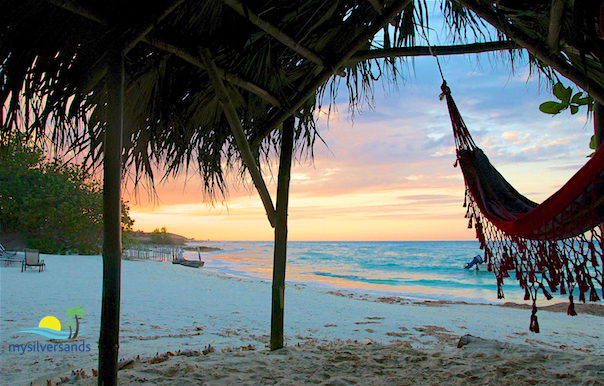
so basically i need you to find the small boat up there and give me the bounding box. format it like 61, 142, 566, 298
464, 255, 483, 270
172, 258, 205, 268
172, 251, 204, 267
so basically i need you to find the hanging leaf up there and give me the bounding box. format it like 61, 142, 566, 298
571, 92, 584, 104
570, 105, 579, 114
539, 101, 566, 114
588, 135, 596, 157
589, 135, 596, 150
553, 82, 572, 104
572, 94, 594, 106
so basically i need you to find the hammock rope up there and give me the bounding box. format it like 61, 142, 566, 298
441, 81, 604, 332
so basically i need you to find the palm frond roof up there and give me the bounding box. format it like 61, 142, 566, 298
1, 0, 603, 196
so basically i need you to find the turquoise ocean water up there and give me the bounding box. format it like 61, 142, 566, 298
182, 240, 560, 305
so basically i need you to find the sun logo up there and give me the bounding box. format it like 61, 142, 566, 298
19, 307, 85, 340
38, 316, 61, 331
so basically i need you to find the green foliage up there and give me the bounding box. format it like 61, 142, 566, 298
588, 134, 597, 158
0, 137, 134, 254
539, 82, 596, 157
149, 226, 171, 245
539, 82, 594, 115
121, 203, 134, 232
121, 202, 135, 245
66, 306, 84, 318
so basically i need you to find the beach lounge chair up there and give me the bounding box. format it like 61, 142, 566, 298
22, 249, 45, 272
0, 242, 16, 257
0, 243, 21, 266
1, 253, 23, 266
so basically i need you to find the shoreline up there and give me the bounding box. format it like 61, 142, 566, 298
190, 240, 597, 307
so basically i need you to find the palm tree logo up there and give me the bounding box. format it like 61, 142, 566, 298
65, 306, 84, 339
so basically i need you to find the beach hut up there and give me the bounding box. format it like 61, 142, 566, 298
1, 1, 603, 384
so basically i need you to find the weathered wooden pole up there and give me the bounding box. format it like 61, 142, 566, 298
595, 102, 603, 149
198, 46, 295, 350
270, 115, 295, 350
98, 42, 124, 386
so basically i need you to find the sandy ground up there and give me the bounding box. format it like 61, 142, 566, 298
1, 253, 602, 385
68, 337, 604, 386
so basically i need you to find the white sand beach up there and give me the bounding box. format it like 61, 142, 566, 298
1, 253, 603, 385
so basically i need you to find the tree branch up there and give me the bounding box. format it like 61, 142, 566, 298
146, 37, 283, 108
44, 0, 106, 24
348, 40, 520, 62
198, 48, 277, 227
547, 0, 565, 53
219, 0, 326, 68
455, 0, 604, 106
366, 0, 384, 15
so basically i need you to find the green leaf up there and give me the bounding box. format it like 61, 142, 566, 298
553, 82, 572, 103
589, 135, 596, 150
571, 92, 583, 104
570, 105, 579, 114
574, 95, 594, 106
539, 101, 566, 114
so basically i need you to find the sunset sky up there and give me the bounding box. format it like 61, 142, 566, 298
125, 14, 595, 242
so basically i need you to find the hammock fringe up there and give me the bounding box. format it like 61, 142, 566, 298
441, 81, 604, 332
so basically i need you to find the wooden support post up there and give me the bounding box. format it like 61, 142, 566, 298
98, 43, 124, 386
596, 102, 604, 149
270, 115, 295, 351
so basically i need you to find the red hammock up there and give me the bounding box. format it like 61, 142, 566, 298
441, 81, 603, 332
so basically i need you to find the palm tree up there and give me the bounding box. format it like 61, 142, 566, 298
66, 307, 84, 339
65, 321, 75, 340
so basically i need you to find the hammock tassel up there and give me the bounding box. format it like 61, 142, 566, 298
589, 286, 601, 302
496, 277, 505, 299
559, 281, 567, 295
589, 242, 598, 267
524, 287, 531, 301
567, 295, 577, 316
539, 283, 553, 300
545, 276, 558, 293
578, 278, 588, 302
529, 304, 539, 333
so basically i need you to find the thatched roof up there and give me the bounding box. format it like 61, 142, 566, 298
1, 0, 603, 197
457, 0, 604, 106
